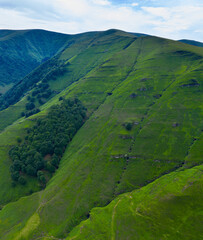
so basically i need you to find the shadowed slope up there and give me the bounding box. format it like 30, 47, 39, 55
0, 29, 70, 91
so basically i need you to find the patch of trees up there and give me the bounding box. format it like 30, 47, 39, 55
0, 58, 68, 111
10, 98, 86, 186
21, 83, 55, 118
42, 67, 67, 83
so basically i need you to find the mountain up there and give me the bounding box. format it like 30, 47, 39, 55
179, 39, 203, 48
0, 29, 71, 94
0, 29, 202, 240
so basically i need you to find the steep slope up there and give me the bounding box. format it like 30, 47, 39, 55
0, 29, 136, 129
66, 165, 203, 240
0, 29, 70, 93
0, 30, 137, 205
0, 31, 202, 239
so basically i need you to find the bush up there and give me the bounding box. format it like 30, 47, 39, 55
126, 123, 133, 131
26, 165, 36, 176
17, 137, 22, 144
45, 162, 55, 173
26, 102, 35, 110
11, 171, 20, 181
18, 176, 26, 185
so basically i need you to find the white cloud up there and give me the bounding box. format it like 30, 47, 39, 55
142, 5, 203, 39
92, 0, 111, 6
131, 3, 139, 7
0, 0, 202, 41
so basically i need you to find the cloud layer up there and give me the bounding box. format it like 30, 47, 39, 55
0, 0, 202, 41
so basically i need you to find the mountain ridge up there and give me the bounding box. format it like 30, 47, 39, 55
179, 39, 203, 48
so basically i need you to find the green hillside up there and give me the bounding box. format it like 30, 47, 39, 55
0, 29, 71, 93
0, 30, 202, 239
66, 165, 203, 240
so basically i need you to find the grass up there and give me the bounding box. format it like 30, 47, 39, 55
0, 31, 134, 132
0, 83, 13, 94
0, 31, 202, 239
0, 118, 40, 206
66, 165, 203, 240
0, 97, 27, 132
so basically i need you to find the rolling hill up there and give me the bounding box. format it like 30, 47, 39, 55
0, 29, 202, 240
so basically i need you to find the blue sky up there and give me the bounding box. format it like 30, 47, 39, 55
0, 0, 202, 41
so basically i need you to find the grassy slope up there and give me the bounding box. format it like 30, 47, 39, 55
0, 29, 71, 89
0, 33, 202, 239
66, 165, 203, 240
0, 30, 134, 132
0, 118, 40, 207
0, 30, 135, 206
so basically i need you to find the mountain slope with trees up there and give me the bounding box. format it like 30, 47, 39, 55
0, 29, 70, 93
0, 29, 202, 239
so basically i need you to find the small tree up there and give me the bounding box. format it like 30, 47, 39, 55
17, 137, 22, 144
126, 123, 132, 131
45, 162, 55, 173
18, 176, 26, 185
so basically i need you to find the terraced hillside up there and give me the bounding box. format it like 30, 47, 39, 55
0, 29, 202, 239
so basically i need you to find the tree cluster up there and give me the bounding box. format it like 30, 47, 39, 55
21, 83, 55, 118
10, 98, 86, 186
0, 58, 67, 111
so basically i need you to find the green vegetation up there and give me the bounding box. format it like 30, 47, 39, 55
66, 165, 203, 240
9, 98, 86, 185
0, 29, 202, 239
0, 119, 40, 206
0, 29, 70, 89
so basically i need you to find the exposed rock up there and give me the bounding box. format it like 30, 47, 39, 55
153, 94, 162, 99
119, 135, 134, 139
138, 87, 147, 91
134, 122, 139, 125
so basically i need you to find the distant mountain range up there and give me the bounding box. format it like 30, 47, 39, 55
179, 39, 203, 48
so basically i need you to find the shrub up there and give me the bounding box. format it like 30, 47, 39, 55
17, 137, 22, 144
126, 123, 133, 131
18, 176, 26, 185
26, 102, 35, 111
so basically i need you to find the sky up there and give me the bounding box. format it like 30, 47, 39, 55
0, 0, 202, 41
